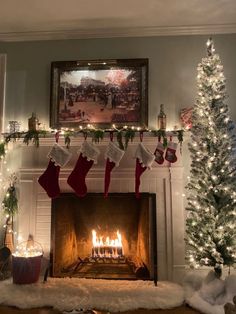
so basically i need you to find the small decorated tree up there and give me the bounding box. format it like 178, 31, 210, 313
185, 38, 236, 275
1, 173, 18, 252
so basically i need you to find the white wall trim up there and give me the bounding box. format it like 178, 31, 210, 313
0, 24, 236, 42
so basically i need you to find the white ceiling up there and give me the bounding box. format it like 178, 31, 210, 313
1, 0, 236, 41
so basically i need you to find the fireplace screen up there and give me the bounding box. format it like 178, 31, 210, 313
51, 193, 157, 282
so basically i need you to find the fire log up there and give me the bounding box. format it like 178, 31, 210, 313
127, 255, 150, 278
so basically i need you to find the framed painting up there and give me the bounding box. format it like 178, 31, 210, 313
50, 59, 148, 129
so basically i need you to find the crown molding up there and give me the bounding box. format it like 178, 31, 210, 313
0, 23, 236, 42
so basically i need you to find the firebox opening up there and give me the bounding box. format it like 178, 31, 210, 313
51, 193, 157, 282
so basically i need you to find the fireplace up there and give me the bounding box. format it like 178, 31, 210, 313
17, 136, 185, 283
50, 193, 157, 283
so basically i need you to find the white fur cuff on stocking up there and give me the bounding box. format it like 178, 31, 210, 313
135, 143, 155, 169
79, 140, 100, 164
48, 143, 72, 167
105, 141, 125, 166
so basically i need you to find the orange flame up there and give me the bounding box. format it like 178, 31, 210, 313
92, 229, 122, 247
91, 229, 123, 258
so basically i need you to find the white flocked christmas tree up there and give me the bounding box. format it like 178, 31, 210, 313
185, 38, 236, 274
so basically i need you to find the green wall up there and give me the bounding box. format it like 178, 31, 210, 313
0, 34, 236, 130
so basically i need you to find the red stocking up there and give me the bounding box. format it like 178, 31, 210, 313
103, 138, 124, 198
154, 140, 165, 165
67, 140, 100, 197
165, 141, 178, 163
67, 154, 94, 197
104, 159, 116, 198
38, 160, 60, 198
135, 159, 147, 199
134, 140, 155, 199
38, 142, 72, 199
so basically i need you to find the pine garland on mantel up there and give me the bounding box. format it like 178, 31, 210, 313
1, 127, 184, 152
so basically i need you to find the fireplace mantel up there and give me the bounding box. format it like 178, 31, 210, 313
9, 136, 185, 283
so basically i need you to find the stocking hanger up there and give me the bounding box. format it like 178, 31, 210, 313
139, 131, 143, 142
109, 131, 114, 142
55, 131, 60, 143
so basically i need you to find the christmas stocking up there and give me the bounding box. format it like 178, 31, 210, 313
165, 141, 178, 163
154, 141, 165, 165
67, 140, 100, 197
135, 143, 155, 198
38, 143, 72, 198
104, 141, 124, 198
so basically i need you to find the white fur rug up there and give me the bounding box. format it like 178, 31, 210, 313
0, 278, 184, 312
184, 272, 236, 314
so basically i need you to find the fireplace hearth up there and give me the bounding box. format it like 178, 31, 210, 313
50, 193, 157, 283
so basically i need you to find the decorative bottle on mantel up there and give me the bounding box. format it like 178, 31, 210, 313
28, 112, 39, 131
158, 104, 166, 130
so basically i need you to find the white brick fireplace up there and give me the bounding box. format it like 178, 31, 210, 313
11, 135, 185, 283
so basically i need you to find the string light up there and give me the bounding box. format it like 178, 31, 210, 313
0, 139, 19, 245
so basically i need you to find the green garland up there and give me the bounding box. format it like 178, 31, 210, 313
2, 184, 18, 216
23, 130, 47, 147
152, 129, 168, 147
1, 128, 184, 151
64, 130, 73, 149
4, 130, 47, 148
92, 129, 104, 143
0, 142, 5, 158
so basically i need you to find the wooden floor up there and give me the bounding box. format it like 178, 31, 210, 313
0, 306, 202, 314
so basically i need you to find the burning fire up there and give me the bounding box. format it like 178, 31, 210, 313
91, 229, 123, 258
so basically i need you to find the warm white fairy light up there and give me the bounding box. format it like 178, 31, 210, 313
17, 235, 23, 242
13, 242, 42, 258
0, 139, 19, 243
189, 256, 195, 262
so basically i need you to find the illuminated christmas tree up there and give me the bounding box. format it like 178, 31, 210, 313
185, 38, 236, 274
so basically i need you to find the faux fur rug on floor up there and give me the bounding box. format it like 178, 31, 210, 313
0, 278, 184, 312
184, 272, 236, 314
